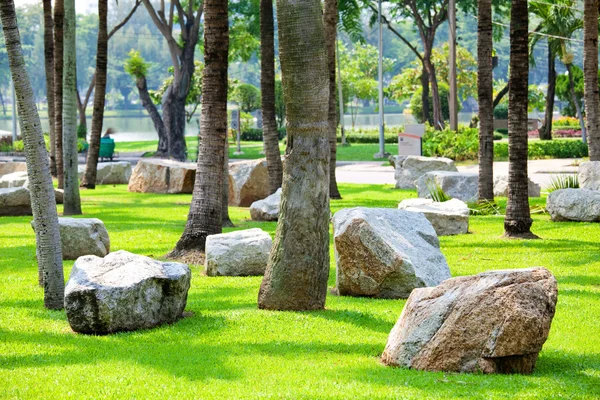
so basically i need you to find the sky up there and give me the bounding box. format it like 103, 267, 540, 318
13, 0, 98, 14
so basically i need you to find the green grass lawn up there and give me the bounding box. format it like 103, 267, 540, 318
1, 184, 599, 398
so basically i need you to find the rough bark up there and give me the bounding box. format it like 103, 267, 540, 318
584, 0, 600, 160
504, 0, 536, 239
62, 0, 81, 214
539, 48, 555, 141
324, 0, 341, 199
42, 0, 56, 177
1, 0, 65, 309
424, 54, 444, 130
258, 0, 330, 311
477, 0, 494, 201
420, 69, 431, 125
54, 0, 64, 189
171, 0, 228, 254
135, 75, 168, 155
565, 63, 587, 143
260, 0, 283, 194
222, 139, 234, 227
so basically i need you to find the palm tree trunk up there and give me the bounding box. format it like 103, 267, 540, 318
135, 75, 168, 155
420, 69, 431, 124
504, 0, 536, 239
1, 0, 65, 310
171, 0, 229, 255
539, 47, 555, 141
62, 0, 81, 214
76, 93, 87, 134
222, 139, 234, 227
584, 0, 600, 160
161, 86, 188, 161
566, 63, 587, 143
81, 0, 109, 189
260, 0, 283, 194
42, 0, 56, 177
477, 0, 494, 201
258, 0, 330, 311
324, 0, 341, 199
54, 0, 64, 189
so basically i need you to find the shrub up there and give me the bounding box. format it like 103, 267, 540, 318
77, 139, 88, 153
77, 124, 87, 140
0, 136, 12, 152
545, 174, 579, 192
553, 116, 580, 128
12, 140, 24, 152
342, 127, 399, 144
553, 129, 581, 138
493, 103, 508, 120
493, 133, 503, 141
410, 83, 452, 124
495, 128, 508, 136
494, 139, 588, 159
239, 128, 286, 141
422, 126, 479, 161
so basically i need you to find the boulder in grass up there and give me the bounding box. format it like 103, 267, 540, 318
228, 159, 270, 206
381, 268, 557, 374
0, 161, 27, 176
78, 162, 132, 185
0, 187, 32, 216
64, 250, 191, 334
205, 228, 272, 276
394, 156, 457, 189
333, 208, 451, 299
128, 159, 196, 194
546, 188, 600, 222
493, 175, 541, 197
578, 161, 600, 191
250, 188, 281, 221
0, 171, 28, 188
416, 171, 479, 203
398, 198, 469, 236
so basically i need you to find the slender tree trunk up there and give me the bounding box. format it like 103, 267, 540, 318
477, 0, 494, 201
171, 0, 229, 255
135, 75, 168, 155
260, 0, 283, 194
493, 83, 509, 108
584, 0, 600, 160
54, 0, 64, 189
504, 0, 536, 239
162, 87, 188, 161
42, 0, 56, 177
222, 139, 234, 227
539, 48, 555, 141
76, 93, 87, 134
1, 0, 65, 310
62, 0, 81, 214
424, 46, 444, 130
420, 69, 431, 124
566, 63, 587, 143
324, 0, 341, 199
258, 0, 330, 311
81, 0, 108, 189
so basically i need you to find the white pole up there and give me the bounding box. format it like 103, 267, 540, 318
336, 38, 347, 146
376, 0, 386, 158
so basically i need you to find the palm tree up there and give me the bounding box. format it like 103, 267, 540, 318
260, 0, 283, 194
222, 139, 234, 227
54, 0, 64, 189
62, 0, 81, 215
504, 0, 537, 239
584, 0, 600, 160
0, 0, 65, 310
258, 0, 330, 311
171, 0, 227, 255
42, 0, 56, 177
477, 0, 494, 201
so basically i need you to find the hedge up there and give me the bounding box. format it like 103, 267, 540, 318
494, 140, 588, 159
239, 128, 286, 141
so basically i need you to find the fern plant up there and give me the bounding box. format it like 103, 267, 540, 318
426, 181, 452, 202
545, 174, 579, 192
467, 200, 503, 216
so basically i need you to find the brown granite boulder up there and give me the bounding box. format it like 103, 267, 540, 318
128, 159, 196, 194
228, 159, 269, 207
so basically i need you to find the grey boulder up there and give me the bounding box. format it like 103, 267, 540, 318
64, 250, 191, 334
228, 159, 270, 206
398, 198, 469, 236
416, 171, 479, 202
250, 188, 281, 221
205, 228, 272, 276
579, 161, 600, 191
0, 187, 31, 216
494, 175, 541, 197
394, 156, 457, 189
0, 171, 28, 188
546, 188, 600, 222
78, 162, 132, 185
0, 161, 27, 176
333, 207, 451, 299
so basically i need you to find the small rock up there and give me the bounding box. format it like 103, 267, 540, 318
78, 162, 132, 185
416, 171, 479, 202
388, 155, 407, 169
494, 175, 541, 197
394, 156, 457, 189
0, 187, 31, 216
546, 188, 600, 222
579, 161, 600, 191
128, 159, 196, 194
228, 159, 270, 206
205, 228, 272, 276
250, 189, 281, 221
398, 198, 469, 236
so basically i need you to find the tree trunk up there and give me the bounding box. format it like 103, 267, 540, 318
135, 75, 168, 155
62, 0, 81, 215
162, 86, 187, 161
539, 48, 555, 141
420, 69, 431, 125
222, 139, 234, 227
584, 0, 600, 160
54, 0, 64, 189
171, 0, 229, 255
424, 47, 444, 130
504, 0, 536, 239
81, 0, 108, 189
324, 0, 341, 199
42, 0, 56, 177
258, 0, 330, 311
1, 0, 65, 310
76, 93, 87, 134
566, 63, 587, 143
493, 83, 509, 108
260, 0, 283, 194
477, 0, 494, 201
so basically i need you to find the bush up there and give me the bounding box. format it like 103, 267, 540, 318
77, 124, 87, 140
341, 127, 399, 144
493, 133, 503, 141
0, 136, 12, 152
239, 128, 286, 141
553, 116, 580, 128
12, 140, 24, 152
493, 103, 508, 120
494, 139, 588, 159
422, 126, 479, 161
410, 83, 452, 124
553, 129, 581, 138
495, 128, 508, 136
78, 139, 88, 153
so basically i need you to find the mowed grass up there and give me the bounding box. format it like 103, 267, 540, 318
1, 184, 599, 399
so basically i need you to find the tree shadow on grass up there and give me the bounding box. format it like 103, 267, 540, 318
306, 308, 395, 334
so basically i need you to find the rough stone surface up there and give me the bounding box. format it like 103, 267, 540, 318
394, 156, 457, 189
228, 159, 270, 206
494, 175, 541, 197
388, 155, 407, 169
128, 159, 196, 194
0, 171, 28, 188
0, 187, 31, 216
546, 188, 600, 222
333, 207, 451, 299
381, 268, 558, 374
0, 161, 27, 176
250, 188, 281, 221
579, 161, 600, 191
398, 198, 469, 236
416, 171, 479, 202
78, 162, 132, 185
64, 250, 191, 334
205, 228, 272, 276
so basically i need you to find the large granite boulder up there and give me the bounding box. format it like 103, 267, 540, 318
0, 187, 31, 216
64, 250, 191, 334
205, 228, 272, 276
494, 175, 541, 197
398, 198, 469, 236
128, 159, 196, 194
546, 188, 600, 222
78, 162, 132, 185
250, 188, 281, 221
579, 161, 600, 191
394, 156, 457, 189
416, 171, 479, 202
0, 161, 27, 176
0, 171, 28, 188
381, 268, 558, 374
229, 159, 270, 206
333, 208, 451, 299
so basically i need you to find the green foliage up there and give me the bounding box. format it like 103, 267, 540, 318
11, 140, 24, 152
410, 84, 452, 124
124, 49, 149, 79
553, 116, 580, 128
339, 127, 401, 144
493, 103, 508, 120
528, 85, 546, 112
494, 139, 588, 159
230, 83, 261, 113
545, 174, 579, 192
467, 200, 503, 216
240, 128, 287, 142
78, 139, 89, 153
427, 182, 452, 202
493, 132, 504, 141
495, 128, 508, 135
555, 66, 591, 118
77, 124, 87, 140
422, 125, 478, 161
